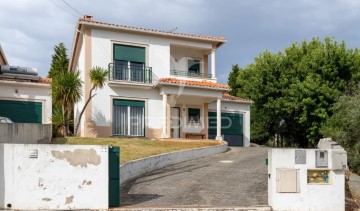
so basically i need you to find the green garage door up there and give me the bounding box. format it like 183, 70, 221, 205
208, 112, 243, 146
0, 99, 42, 123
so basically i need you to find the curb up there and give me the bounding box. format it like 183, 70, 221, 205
110, 206, 272, 211
120, 141, 228, 184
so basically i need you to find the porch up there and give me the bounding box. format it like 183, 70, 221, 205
158, 82, 226, 141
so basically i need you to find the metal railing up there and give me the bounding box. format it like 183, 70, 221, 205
170, 69, 212, 79
108, 63, 155, 84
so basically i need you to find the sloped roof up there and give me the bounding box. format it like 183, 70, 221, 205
78, 17, 226, 42
0, 77, 52, 84
158, 78, 230, 90
222, 93, 253, 103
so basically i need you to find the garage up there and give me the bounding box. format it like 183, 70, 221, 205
0, 99, 42, 123
208, 111, 244, 146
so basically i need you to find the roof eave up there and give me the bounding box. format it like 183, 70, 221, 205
79, 20, 227, 45
221, 99, 254, 104
0, 44, 9, 65
157, 82, 231, 91
69, 21, 82, 72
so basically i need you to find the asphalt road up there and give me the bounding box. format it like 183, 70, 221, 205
120, 147, 268, 207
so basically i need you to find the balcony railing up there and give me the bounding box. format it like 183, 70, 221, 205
170, 70, 212, 79
108, 63, 155, 84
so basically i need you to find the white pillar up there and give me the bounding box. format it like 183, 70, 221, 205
216, 98, 222, 140
162, 94, 168, 138
211, 49, 216, 79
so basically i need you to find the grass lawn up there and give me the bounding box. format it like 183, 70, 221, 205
51, 137, 220, 164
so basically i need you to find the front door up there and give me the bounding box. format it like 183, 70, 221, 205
171, 107, 180, 138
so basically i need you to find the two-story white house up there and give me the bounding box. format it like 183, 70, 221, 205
69, 16, 252, 147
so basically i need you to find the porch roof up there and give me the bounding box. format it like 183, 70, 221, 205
158, 78, 230, 91
222, 93, 254, 104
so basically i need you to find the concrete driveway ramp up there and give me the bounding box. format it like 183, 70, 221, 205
120, 147, 268, 208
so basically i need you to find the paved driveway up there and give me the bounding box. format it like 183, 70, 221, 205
121, 147, 268, 207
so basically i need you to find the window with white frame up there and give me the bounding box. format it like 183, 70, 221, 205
113, 99, 145, 136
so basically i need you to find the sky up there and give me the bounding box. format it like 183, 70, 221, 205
1, 0, 360, 83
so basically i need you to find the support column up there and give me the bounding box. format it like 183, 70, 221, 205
211, 49, 216, 79
216, 98, 222, 141
162, 94, 168, 138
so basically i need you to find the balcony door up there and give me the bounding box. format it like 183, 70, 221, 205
113, 44, 146, 82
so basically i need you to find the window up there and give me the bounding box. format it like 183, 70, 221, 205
188, 59, 200, 75
113, 44, 146, 81
188, 108, 200, 123
113, 99, 145, 136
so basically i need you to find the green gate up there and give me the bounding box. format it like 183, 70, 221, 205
208, 112, 244, 146
109, 146, 120, 207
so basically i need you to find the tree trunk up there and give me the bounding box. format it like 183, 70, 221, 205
62, 103, 67, 136
74, 86, 96, 136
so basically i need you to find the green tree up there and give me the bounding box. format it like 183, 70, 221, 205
51, 71, 82, 136
74, 66, 108, 136
321, 85, 360, 174
48, 43, 69, 78
228, 64, 240, 95
230, 37, 360, 147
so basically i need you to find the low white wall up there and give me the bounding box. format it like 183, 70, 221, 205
268, 148, 345, 211
120, 142, 228, 184
0, 123, 51, 144
0, 144, 109, 210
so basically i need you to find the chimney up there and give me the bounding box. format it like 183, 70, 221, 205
83, 15, 93, 20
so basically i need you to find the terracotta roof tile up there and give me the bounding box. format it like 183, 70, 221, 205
159, 78, 230, 90
0, 77, 51, 84
79, 18, 226, 42
222, 93, 253, 103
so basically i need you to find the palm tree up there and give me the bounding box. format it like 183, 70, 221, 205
51, 71, 82, 136
74, 66, 108, 136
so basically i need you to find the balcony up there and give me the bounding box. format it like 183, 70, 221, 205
170, 70, 212, 79
108, 63, 156, 84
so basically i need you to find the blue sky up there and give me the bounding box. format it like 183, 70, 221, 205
1, 0, 360, 83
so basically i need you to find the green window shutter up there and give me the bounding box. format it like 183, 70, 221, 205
113, 44, 145, 63
113, 99, 145, 107
188, 108, 200, 116
188, 108, 200, 122
0, 100, 42, 123
188, 59, 200, 73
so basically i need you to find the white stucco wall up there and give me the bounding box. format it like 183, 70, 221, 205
90, 29, 212, 79
268, 148, 345, 211
74, 39, 86, 136
91, 86, 163, 131
0, 144, 109, 210
208, 101, 251, 147
0, 82, 52, 124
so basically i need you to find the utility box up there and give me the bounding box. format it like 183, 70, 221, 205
295, 150, 306, 164
332, 150, 347, 170
276, 169, 300, 193
315, 150, 328, 168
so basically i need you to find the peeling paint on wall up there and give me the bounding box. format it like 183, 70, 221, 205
65, 195, 74, 205
82, 180, 92, 185
42, 198, 52, 202
51, 148, 101, 167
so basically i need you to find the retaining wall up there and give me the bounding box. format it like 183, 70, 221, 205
0, 123, 51, 144
120, 141, 228, 184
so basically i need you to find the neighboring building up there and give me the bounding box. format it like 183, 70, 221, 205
0, 44, 52, 124
69, 16, 252, 146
